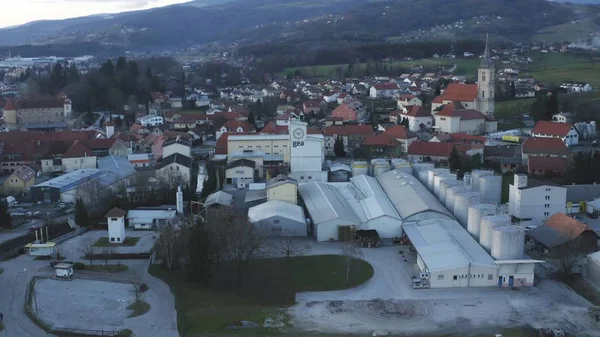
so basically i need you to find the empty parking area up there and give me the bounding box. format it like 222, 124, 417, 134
34, 278, 133, 332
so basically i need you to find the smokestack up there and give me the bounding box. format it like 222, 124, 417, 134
35, 230, 39, 243
176, 186, 184, 214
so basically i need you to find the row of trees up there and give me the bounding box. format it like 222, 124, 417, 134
565, 150, 600, 185
448, 147, 483, 178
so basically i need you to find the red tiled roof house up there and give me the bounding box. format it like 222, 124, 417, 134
369, 83, 400, 99
531, 120, 579, 147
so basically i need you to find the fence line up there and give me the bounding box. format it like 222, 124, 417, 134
52, 227, 87, 244
53, 327, 118, 336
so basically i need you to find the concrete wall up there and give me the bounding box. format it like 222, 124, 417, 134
267, 183, 298, 204
63, 156, 97, 173
363, 216, 403, 239
509, 184, 566, 226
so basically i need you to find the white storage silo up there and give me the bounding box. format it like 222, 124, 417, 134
434, 173, 456, 199
453, 192, 482, 227
470, 170, 493, 194
445, 185, 468, 211
479, 215, 511, 253
391, 158, 412, 174
351, 161, 368, 177
440, 180, 462, 207
427, 168, 449, 192
467, 204, 496, 239
372, 159, 391, 178
412, 162, 434, 177
491, 225, 525, 260
479, 175, 502, 205
463, 173, 471, 189
418, 169, 430, 184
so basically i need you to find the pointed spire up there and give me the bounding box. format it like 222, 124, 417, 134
480, 33, 493, 69
484, 33, 490, 58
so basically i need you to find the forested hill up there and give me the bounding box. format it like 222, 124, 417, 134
0, 0, 598, 52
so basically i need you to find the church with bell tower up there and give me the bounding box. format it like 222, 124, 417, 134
475, 34, 495, 119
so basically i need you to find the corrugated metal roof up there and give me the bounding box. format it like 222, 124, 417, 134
248, 200, 305, 223
377, 170, 453, 221
566, 184, 600, 202
527, 225, 570, 248
205, 191, 233, 207
298, 181, 361, 225
346, 175, 401, 221
403, 219, 495, 272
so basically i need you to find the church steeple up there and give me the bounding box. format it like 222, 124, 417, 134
480, 34, 494, 69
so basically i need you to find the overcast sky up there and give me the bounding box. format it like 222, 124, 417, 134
0, 0, 192, 28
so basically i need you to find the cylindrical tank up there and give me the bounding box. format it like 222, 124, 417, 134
413, 163, 434, 182
470, 170, 493, 194
479, 215, 511, 253
372, 159, 391, 178
467, 204, 497, 239
391, 158, 412, 174
427, 168, 449, 192
479, 175, 502, 205
351, 161, 368, 177
491, 225, 525, 260
440, 180, 462, 207
433, 173, 456, 199
453, 192, 482, 227
418, 169, 429, 184
445, 185, 468, 211
463, 173, 471, 188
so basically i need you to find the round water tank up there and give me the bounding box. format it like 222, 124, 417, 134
479, 215, 511, 253
479, 175, 502, 205
373, 162, 391, 178
445, 185, 468, 211
491, 225, 525, 260
391, 158, 411, 171
463, 173, 471, 188
427, 168, 449, 192
413, 163, 434, 179
453, 192, 482, 227
470, 170, 493, 194
440, 180, 462, 207
467, 204, 497, 239
433, 173, 456, 199
351, 161, 368, 177
418, 169, 429, 184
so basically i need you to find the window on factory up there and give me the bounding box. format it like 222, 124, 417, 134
488, 274, 493, 280
544, 212, 549, 216
453, 275, 457, 280
437, 275, 444, 280
545, 195, 550, 200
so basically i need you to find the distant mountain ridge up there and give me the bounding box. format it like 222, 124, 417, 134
0, 0, 599, 52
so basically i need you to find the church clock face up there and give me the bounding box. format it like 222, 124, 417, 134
519, 177, 526, 185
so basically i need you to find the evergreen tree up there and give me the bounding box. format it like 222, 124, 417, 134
334, 136, 347, 157
567, 151, 593, 184
100, 60, 115, 77
0, 199, 12, 229
546, 88, 560, 117
448, 146, 462, 173
434, 83, 441, 96
248, 109, 256, 128
185, 225, 213, 284
201, 166, 218, 199
74, 197, 89, 227
116, 56, 128, 72
593, 150, 600, 183
67, 63, 80, 85
509, 81, 516, 99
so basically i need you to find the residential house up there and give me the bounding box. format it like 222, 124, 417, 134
40, 140, 97, 173
552, 112, 573, 124
280, 90, 299, 102
3, 96, 71, 127
128, 154, 151, 168
392, 106, 433, 132
522, 137, 568, 165
337, 93, 353, 105
369, 83, 400, 99
302, 99, 327, 115
163, 137, 192, 158
433, 102, 497, 135
528, 156, 567, 177
156, 153, 193, 184
137, 115, 164, 127
528, 213, 599, 254
397, 94, 422, 109
363, 125, 417, 156
225, 159, 255, 188
331, 103, 360, 122
407, 141, 481, 163
508, 174, 566, 226
324, 116, 344, 127
483, 145, 521, 173
323, 92, 339, 103
431, 83, 478, 114
216, 120, 255, 140
531, 120, 579, 146
559, 82, 593, 93
323, 125, 374, 156
2, 165, 36, 195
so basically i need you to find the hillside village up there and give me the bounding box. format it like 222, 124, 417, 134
0, 39, 600, 337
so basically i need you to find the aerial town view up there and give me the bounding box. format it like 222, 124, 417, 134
2, 1, 600, 337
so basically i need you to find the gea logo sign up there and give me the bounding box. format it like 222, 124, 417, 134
292, 141, 305, 148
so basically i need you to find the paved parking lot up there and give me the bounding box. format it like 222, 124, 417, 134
34, 278, 133, 332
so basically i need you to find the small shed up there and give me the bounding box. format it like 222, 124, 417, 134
54, 262, 74, 278
25, 242, 57, 257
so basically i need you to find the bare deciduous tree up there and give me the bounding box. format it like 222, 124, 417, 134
268, 233, 310, 258
341, 242, 364, 284
155, 222, 188, 270
555, 236, 583, 278
129, 272, 145, 311
225, 218, 270, 284
78, 237, 96, 266
101, 246, 116, 266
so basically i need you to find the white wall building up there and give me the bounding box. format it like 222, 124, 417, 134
162, 138, 192, 158
288, 120, 327, 184
106, 207, 127, 243
127, 208, 177, 229
508, 174, 567, 226
248, 200, 307, 236
531, 121, 579, 147
137, 115, 164, 127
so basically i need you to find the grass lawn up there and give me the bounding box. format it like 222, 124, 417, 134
149, 254, 373, 337
85, 264, 129, 273
528, 52, 600, 89
117, 329, 133, 337
127, 301, 151, 318
495, 98, 535, 119
93, 237, 140, 247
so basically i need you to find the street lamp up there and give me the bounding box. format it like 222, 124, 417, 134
117, 299, 126, 329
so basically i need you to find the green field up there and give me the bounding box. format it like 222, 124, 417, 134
533, 17, 600, 43
149, 255, 374, 337
495, 98, 535, 119
93, 236, 140, 247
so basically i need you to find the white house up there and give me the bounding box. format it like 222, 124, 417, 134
156, 153, 192, 184
137, 115, 164, 127
508, 174, 567, 226
433, 102, 497, 135
194, 95, 211, 108
531, 120, 579, 146
394, 106, 433, 132
369, 83, 400, 99
106, 207, 127, 243
552, 112, 573, 124
225, 159, 255, 188
559, 82, 592, 93
163, 137, 192, 158
397, 94, 422, 109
